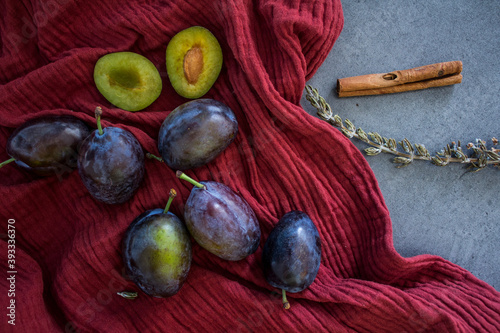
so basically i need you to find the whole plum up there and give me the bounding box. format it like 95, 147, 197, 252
3, 115, 90, 176
177, 171, 261, 261
262, 210, 321, 309
158, 99, 238, 170
122, 189, 192, 297
78, 107, 144, 204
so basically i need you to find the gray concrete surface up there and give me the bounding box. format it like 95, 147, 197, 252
302, 0, 499, 290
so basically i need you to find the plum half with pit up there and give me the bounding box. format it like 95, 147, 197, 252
94, 52, 162, 111
1, 115, 90, 176
177, 171, 261, 261
77, 107, 144, 204
158, 99, 238, 170
262, 210, 321, 309
166, 26, 223, 99
122, 189, 192, 298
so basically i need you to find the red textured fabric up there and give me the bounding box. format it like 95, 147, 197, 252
1, 0, 499, 332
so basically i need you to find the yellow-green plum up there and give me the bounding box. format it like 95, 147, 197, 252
122, 189, 192, 297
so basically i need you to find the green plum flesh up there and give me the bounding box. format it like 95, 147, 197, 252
166, 26, 223, 99
94, 52, 162, 112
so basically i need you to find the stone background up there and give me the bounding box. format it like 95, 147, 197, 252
302, 0, 499, 290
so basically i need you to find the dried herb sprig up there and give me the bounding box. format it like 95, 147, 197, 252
305, 85, 500, 172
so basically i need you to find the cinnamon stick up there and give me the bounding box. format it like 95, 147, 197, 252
337, 61, 463, 97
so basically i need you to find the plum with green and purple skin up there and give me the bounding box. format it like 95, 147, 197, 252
1, 115, 90, 176
77, 107, 144, 204
262, 210, 321, 309
158, 99, 238, 170
122, 189, 192, 298
177, 171, 261, 261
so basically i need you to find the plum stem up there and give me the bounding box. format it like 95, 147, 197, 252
282, 289, 290, 310
146, 153, 164, 162
0, 157, 16, 168
164, 188, 177, 214
117, 291, 138, 300
176, 171, 206, 190
95, 106, 104, 135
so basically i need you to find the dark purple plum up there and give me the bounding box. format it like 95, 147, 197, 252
262, 210, 321, 309
122, 189, 192, 298
78, 107, 144, 204
2, 115, 90, 176
177, 171, 261, 261
158, 99, 238, 170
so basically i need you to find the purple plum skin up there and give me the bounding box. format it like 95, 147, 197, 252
262, 211, 321, 293
184, 181, 261, 261
77, 127, 144, 204
158, 99, 238, 170
122, 209, 192, 298
6, 115, 90, 176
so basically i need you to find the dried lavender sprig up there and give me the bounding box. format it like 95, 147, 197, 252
305, 85, 499, 171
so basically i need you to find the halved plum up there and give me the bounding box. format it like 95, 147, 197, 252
166, 26, 223, 99
94, 52, 162, 111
